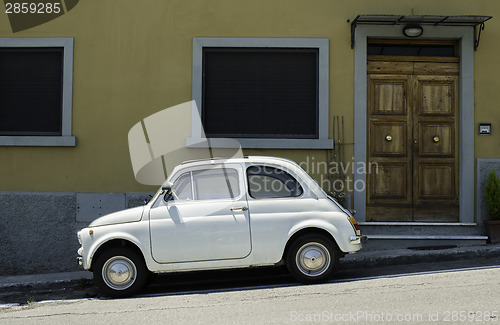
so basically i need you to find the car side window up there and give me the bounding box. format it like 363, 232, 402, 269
193, 169, 240, 200
168, 168, 240, 201
247, 165, 303, 198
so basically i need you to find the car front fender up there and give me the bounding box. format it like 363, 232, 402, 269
81, 223, 150, 270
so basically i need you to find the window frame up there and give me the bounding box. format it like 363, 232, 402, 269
0, 38, 75, 146
189, 37, 333, 149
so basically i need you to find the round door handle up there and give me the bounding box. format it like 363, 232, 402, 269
385, 135, 392, 142
433, 136, 440, 143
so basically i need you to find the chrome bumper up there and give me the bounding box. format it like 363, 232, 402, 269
350, 235, 368, 245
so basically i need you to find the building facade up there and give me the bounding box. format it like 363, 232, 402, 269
0, 0, 499, 274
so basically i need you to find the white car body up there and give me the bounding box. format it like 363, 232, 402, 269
77, 156, 365, 296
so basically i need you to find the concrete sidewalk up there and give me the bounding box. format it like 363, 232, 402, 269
1, 243, 500, 291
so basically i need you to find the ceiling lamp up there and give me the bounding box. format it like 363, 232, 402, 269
403, 24, 424, 37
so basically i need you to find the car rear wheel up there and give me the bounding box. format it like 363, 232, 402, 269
93, 248, 148, 298
286, 234, 339, 284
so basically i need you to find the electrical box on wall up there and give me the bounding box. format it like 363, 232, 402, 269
479, 123, 492, 135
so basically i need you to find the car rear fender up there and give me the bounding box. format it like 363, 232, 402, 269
283, 220, 342, 253
284, 215, 359, 253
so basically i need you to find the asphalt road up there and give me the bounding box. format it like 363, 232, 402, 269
1, 263, 499, 324
1, 256, 499, 324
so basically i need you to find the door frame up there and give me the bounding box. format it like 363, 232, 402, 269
353, 25, 475, 224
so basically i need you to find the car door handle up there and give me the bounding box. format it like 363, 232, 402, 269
231, 206, 248, 212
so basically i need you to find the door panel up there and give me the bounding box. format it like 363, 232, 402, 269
370, 122, 407, 156
367, 61, 413, 75
418, 164, 456, 199
420, 84, 453, 115
370, 163, 409, 199
370, 77, 408, 115
419, 123, 454, 157
367, 59, 459, 222
417, 79, 455, 116
413, 62, 459, 75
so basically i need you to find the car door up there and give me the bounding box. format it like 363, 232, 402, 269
149, 164, 251, 263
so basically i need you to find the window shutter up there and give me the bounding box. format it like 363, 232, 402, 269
0, 48, 63, 136
202, 48, 318, 139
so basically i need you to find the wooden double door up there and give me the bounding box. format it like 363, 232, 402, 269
366, 59, 459, 222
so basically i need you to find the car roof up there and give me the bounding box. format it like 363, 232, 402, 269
179, 156, 299, 168
165, 156, 306, 183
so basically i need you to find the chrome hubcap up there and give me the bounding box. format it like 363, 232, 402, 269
102, 256, 137, 291
296, 242, 330, 276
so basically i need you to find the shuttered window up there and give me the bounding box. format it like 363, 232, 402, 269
0, 48, 63, 136
202, 48, 319, 139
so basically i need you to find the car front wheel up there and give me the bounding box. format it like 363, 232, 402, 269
286, 234, 339, 284
93, 248, 148, 298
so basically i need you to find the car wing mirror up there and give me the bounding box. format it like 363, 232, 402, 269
162, 182, 176, 202
162, 182, 173, 192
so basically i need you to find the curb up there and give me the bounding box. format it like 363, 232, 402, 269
341, 244, 500, 269
0, 271, 93, 291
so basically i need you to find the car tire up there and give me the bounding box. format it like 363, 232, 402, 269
145, 272, 158, 287
93, 248, 148, 298
286, 234, 339, 284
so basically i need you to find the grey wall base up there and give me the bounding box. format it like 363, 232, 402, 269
0, 191, 152, 276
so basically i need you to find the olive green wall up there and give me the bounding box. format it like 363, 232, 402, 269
0, 0, 498, 194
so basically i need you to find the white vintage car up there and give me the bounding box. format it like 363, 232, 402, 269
77, 156, 366, 297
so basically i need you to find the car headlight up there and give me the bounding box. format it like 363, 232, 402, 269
77, 230, 82, 245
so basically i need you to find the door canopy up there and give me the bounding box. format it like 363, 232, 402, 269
350, 15, 492, 50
